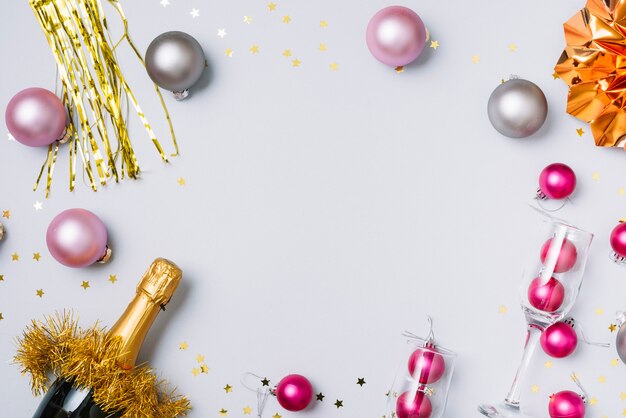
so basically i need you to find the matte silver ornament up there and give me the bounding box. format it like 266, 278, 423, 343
487, 78, 548, 138
145, 31, 206, 100
618, 321, 626, 364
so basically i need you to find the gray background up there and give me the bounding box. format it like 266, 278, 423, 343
1, 0, 625, 416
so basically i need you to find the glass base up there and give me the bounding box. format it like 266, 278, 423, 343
477, 402, 533, 418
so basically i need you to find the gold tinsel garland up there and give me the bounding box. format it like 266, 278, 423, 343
29, 0, 178, 196
14, 313, 190, 417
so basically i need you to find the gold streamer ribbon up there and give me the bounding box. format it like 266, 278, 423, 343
28, 0, 178, 196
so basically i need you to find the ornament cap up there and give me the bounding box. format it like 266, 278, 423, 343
0, 222, 4, 241
173, 89, 189, 101
97, 246, 112, 264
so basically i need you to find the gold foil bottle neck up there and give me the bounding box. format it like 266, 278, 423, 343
136, 258, 182, 307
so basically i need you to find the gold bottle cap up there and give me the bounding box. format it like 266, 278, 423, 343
137, 258, 183, 307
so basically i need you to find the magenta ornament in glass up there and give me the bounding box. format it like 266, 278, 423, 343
548, 391, 585, 418
408, 348, 445, 384
537, 163, 576, 200
527, 276, 565, 313
5, 87, 67, 147
46, 208, 110, 268
540, 237, 577, 273
540, 320, 577, 358
396, 391, 432, 418
366, 6, 427, 67
610, 222, 626, 262
275, 374, 313, 412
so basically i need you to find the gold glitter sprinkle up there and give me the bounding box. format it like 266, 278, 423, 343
472, 55, 480, 63
592, 173, 601, 181
282, 49, 292, 57
282, 15, 291, 23
334, 399, 344, 408
595, 307, 604, 314
499, 305, 508, 314
33, 252, 41, 261
598, 375, 606, 383
36, 289, 44, 298
292, 58, 301, 67
243, 15, 253, 24
244, 406, 252, 415
11, 253, 19, 261
191, 367, 200, 377
320, 20, 328, 28
219, 408, 228, 416
508, 43, 518, 52
177, 177, 186, 186
553, 72, 560, 80
268, 2, 277, 11
250, 45, 260, 54
108, 275, 117, 284
225, 49, 234, 58
545, 361, 553, 368
224, 384, 233, 393
329, 62, 339, 71
531, 384, 539, 393
179, 341, 188, 350
319, 43, 327, 51
589, 397, 598, 405
430, 40, 439, 50
576, 128, 585, 136
2, 210, 10, 219
272, 414, 281, 418
610, 324, 617, 332
196, 354, 205, 363
81, 281, 90, 290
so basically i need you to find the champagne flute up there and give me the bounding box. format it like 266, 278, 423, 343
478, 218, 593, 417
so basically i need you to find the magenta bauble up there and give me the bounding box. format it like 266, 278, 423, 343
5, 87, 67, 147
408, 348, 446, 384
46, 208, 109, 268
396, 391, 432, 418
366, 6, 427, 67
528, 276, 565, 313
540, 238, 578, 273
548, 390, 585, 418
275, 374, 313, 412
540, 321, 578, 358
538, 163, 576, 200
610, 223, 626, 258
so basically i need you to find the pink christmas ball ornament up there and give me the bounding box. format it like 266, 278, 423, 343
548, 390, 586, 418
6, 87, 68, 147
407, 347, 446, 384
396, 390, 432, 418
540, 320, 578, 358
527, 276, 565, 313
537, 163, 577, 200
366, 6, 427, 67
275, 374, 313, 412
46, 208, 111, 268
540, 237, 578, 273
610, 222, 626, 262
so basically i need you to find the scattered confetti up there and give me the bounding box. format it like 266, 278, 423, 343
33, 252, 41, 261
589, 397, 598, 406
472, 55, 480, 63
200, 364, 209, 373
177, 177, 186, 186
81, 281, 90, 290
224, 384, 233, 393
243, 15, 253, 24
268, 2, 277, 12
282, 15, 291, 24
33, 201, 43, 211
508, 43, 518, 52
430, 40, 439, 50
108, 275, 117, 284
217, 29, 227, 38
0, 275, 4, 281
191, 367, 200, 377
196, 354, 205, 363
243, 406, 252, 415
225, 49, 234, 58
544, 361, 553, 368
552, 72, 560, 80
592, 172, 601, 181
320, 20, 328, 28
620, 392, 626, 400
2, 210, 10, 219
576, 128, 585, 136
261, 378, 270, 386
334, 399, 344, 408
282, 49, 292, 57
596, 307, 605, 315
619, 188, 625, 196
610, 324, 618, 332
250, 45, 260, 54
179, 341, 189, 350
219, 408, 228, 416
292, 58, 301, 67
319, 43, 327, 52
0, 313, 3, 320
316, 392, 325, 401
329, 62, 339, 71
598, 375, 606, 383
498, 305, 508, 314
36, 289, 44, 298
272, 414, 281, 418
531, 384, 540, 393
11, 252, 19, 261
357, 378, 366, 386
190, 8, 200, 18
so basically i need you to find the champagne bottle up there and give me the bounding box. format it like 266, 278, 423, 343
32, 258, 183, 418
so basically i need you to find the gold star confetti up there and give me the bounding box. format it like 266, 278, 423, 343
244, 406, 252, 415
592, 172, 601, 181
268, 2, 277, 11
177, 177, 186, 186
589, 397, 598, 405
395, 66, 404, 73
179, 341, 188, 350
611, 358, 620, 366
552, 72, 560, 80
261, 378, 270, 386
196, 354, 205, 363
316, 392, 325, 401
320, 20, 328, 28
217, 28, 227, 38
623, 410, 626, 417
2, 210, 10, 219
219, 408, 228, 416
11, 252, 19, 261
329, 62, 339, 71
0, 313, 3, 320
596, 307, 604, 315
0, 275, 4, 281
619, 188, 625, 196
36, 289, 44, 298
190, 8, 200, 18
282, 15, 291, 23
545, 361, 553, 368
33, 252, 41, 261
272, 414, 281, 418
498, 305, 508, 314
609, 324, 617, 332
531, 384, 540, 393
357, 378, 366, 386
225, 49, 234, 58
81, 281, 90, 290
598, 375, 606, 383
620, 392, 626, 400
224, 384, 233, 393
282, 49, 292, 57
191, 367, 200, 377
200, 363, 209, 373
430, 40, 439, 50
334, 399, 344, 408
508, 43, 518, 52
472, 55, 480, 63
576, 127, 585, 136
108, 275, 117, 284
292, 58, 301, 67
243, 15, 253, 24
319, 43, 327, 51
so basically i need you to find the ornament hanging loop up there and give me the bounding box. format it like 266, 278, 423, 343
241, 372, 274, 417
570, 373, 589, 403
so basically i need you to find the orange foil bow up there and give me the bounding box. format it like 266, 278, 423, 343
555, 0, 626, 148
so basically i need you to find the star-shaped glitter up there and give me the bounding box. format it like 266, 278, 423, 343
544, 361, 553, 369
179, 341, 188, 350
190, 8, 200, 18
598, 375, 606, 383
81, 281, 90, 290
243, 15, 253, 24
611, 358, 620, 366
508, 43, 518, 52
316, 392, 325, 401
224, 384, 233, 393
196, 354, 205, 363
329, 62, 339, 71
319, 43, 327, 51
576, 128, 585, 136
250, 45, 260, 54
320, 20, 328, 28
292, 58, 301, 67
177, 177, 186, 186
33, 201, 43, 211
268, 2, 277, 11
36, 289, 44, 298
0, 275, 4, 281
621, 392, 626, 400
200, 363, 209, 373
610, 324, 618, 332
622, 409, 626, 417
225, 48, 234, 58
282, 15, 292, 24
357, 378, 366, 386
108, 274, 117, 284
11, 252, 19, 261
589, 397, 598, 405
592, 172, 601, 181
531, 384, 539, 393
472, 55, 480, 63
261, 378, 270, 386
33, 252, 41, 261
272, 414, 281, 418
160, 0, 169, 6
191, 367, 200, 376
0, 313, 3, 320
2, 210, 9, 219
334, 399, 343, 408
282, 49, 292, 57
219, 408, 228, 416
243, 406, 252, 415
619, 188, 625, 196
430, 40, 440, 50
498, 305, 508, 314
217, 29, 227, 38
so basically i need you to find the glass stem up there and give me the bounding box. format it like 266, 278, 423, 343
504, 323, 543, 408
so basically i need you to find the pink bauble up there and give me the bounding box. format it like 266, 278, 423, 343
366, 6, 427, 67
540, 238, 578, 273
408, 348, 446, 384
540, 321, 578, 358
6, 87, 67, 147
539, 163, 576, 200
396, 391, 432, 418
548, 390, 585, 418
528, 276, 565, 313
275, 374, 313, 412
610, 223, 626, 258
46, 209, 108, 268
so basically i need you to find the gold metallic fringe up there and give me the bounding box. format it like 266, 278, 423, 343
28, 0, 179, 197
14, 312, 190, 418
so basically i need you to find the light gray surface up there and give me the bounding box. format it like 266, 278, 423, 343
1, 0, 625, 417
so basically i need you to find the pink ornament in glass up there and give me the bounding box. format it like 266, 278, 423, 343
540, 237, 578, 273
527, 276, 565, 313
397, 390, 432, 418
408, 347, 446, 384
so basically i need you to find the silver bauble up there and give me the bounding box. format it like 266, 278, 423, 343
487, 78, 548, 138
618, 321, 626, 364
145, 31, 206, 100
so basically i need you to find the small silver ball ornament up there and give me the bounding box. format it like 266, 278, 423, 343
618, 320, 626, 364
